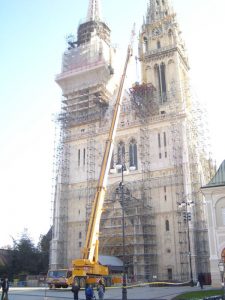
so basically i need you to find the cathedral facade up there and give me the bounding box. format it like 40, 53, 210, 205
50, 0, 213, 282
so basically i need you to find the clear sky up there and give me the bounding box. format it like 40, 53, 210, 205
0, 0, 225, 247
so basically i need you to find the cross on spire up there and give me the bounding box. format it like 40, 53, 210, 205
87, 0, 102, 22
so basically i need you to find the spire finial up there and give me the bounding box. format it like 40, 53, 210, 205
87, 0, 102, 22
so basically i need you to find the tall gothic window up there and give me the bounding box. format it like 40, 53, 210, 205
117, 141, 125, 164
110, 151, 114, 170
78, 149, 81, 167
157, 40, 161, 49
155, 63, 167, 103
168, 29, 174, 45
129, 139, 138, 169
166, 220, 170, 231
143, 36, 148, 53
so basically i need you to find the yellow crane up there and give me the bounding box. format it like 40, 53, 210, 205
70, 27, 135, 286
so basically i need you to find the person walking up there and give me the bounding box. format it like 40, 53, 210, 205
71, 278, 80, 300
97, 279, 105, 300
198, 272, 204, 289
85, 284, 95, 300
1, 276, 9, 300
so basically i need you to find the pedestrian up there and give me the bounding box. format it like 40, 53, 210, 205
198, 272, 204, 289
71, 278, 80, 300
1, 276, 9, 300
85, 284, 95, 300
97, 279, 105, 300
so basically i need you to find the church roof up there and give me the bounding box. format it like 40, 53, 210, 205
204, 160, 225, 188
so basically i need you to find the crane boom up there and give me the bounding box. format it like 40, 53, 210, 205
83, 43, 133, 262
71, 26, 135, 281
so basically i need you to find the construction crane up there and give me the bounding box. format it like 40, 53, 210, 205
70, 27, 135, 286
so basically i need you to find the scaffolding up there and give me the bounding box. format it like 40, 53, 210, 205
50, 112, 70, 269
99, 180, 157, 281
50, 0, 213, 280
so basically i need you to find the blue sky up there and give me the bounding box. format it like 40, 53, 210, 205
0, 0, 224, 247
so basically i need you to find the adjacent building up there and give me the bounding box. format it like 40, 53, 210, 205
50, 0, 213, 282
202, 160, 225, 286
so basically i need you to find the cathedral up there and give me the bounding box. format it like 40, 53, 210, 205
50, 0, 213, 282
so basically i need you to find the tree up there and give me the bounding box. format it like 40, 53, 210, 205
37, 228, 52, 273
12, 231, 39, 276
0, 229, 52, 280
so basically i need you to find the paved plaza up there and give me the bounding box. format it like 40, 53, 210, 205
4, 285, 215, 300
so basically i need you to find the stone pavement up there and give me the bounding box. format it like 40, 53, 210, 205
6, 285, 215, 300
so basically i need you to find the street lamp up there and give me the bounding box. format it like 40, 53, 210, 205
218, 260, 225, 300
178, 200, 194, 286
115, 162, 136, 300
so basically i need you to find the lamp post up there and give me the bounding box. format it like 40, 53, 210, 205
116, 163, 127, 300
218, 260, 225, 300
115, 162, 136, 300
178, 200, 194, 286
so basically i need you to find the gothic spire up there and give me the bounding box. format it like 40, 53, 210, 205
146, 0, 174, 24
86, 0, 102, 22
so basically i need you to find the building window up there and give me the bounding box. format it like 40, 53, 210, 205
157, 40, 161, 49
83, 148, 86, 165
78, 149, 80, 166
79, 232, 82, 239
160, 63, 167, 102
129, 139, 138, 169
223, 208, 225, 226
164, 186, 166, 193
158, 133, 161, 148
168, 29, 174, 45
163, 132, 167, 147
159, 153, 162, 159
167, 268, 172, 280
155, 63, 167, 103
166, 220, 170, 231
79, 242, 82, 248
143, 36, 148, 53
110, 151, 114, 170
117, 141, 125, 164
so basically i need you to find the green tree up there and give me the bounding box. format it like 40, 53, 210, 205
12, 231, 38, 276
37, 228, 52, 273
0, 229, 51, 280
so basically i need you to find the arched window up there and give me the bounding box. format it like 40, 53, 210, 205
129, 139, 138, 169
168, 29, 174, 45
154, 63, 167, 103
143, 36, 148, 53
110, 151, 114, 170
157, 40, 161, 49
117, 141, 125, 165
160, 62, 167, 102
166, 220, 170, 231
